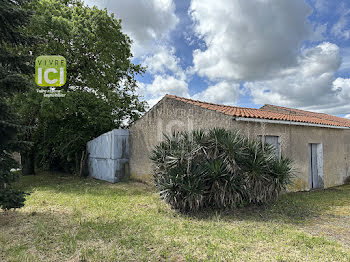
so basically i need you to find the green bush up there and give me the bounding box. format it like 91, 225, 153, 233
151, 128, 294, 212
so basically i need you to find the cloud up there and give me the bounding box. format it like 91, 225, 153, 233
84, 0, 350, 116
189, 0, 312, 82
142, 45, 185, 80
309, 0, 329, 13
139, 44, 190, 107
339, 48, 350, 72
333, 77, 350, 104
245, 42, 350, 114
84, 0, 179, 56
331, 9, 350, 40
188, 0, 350, 115
192, 81, 239, 105
309, 23, 327, 42
143, 79, 240, 108
147, 75, 189, 97
138, 75, 189, 107
84, 0, 189, 108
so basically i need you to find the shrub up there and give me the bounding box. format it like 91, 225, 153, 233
151, 128, 294, 212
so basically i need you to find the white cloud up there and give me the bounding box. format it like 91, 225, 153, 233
245, 42, 350, 114
331, 9, 350, 40
296, 42, 341, 78
142, 46, 185, 80
192, 81, 239, 105
345, 114, 350, 119
144, 79, 240, 108
309, 0, 329, 13
139, 75, 189, 107
84, 0, 350, 116
333, 77, 350, 101
189, 0, 312, 81
145, 96, 164, 109
84, 0, 189, 108
84, 0, 179, 56
189, 0, 350, 115
339, 48, 350, 72
309, 23, 327, 42
147, 75, 189, 97
139, 45, 189, 107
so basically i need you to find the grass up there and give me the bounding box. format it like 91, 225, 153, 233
1, 172, 350, 261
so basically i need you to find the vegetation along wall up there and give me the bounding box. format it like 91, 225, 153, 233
129, 96, 350, 191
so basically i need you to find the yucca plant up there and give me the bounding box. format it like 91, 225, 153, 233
151, 128, 294, 213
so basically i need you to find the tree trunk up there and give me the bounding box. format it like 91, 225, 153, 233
21, 151, 35, 175
79, 150, 89, 177
75, 152, 79, 176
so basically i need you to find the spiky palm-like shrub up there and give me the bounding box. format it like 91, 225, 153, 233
151, 128, 294, 212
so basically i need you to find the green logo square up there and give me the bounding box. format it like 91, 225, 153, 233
35, 56, 66, 87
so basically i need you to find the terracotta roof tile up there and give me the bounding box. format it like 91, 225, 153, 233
261, 104, 350, 127
165, 94, 350, 128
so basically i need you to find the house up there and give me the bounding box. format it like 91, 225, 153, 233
129, 94, 350, 191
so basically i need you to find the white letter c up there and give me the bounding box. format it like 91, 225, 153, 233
44, 68, 58, 84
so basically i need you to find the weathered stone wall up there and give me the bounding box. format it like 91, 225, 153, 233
129, 97, 236, 182
344, 131, 350, 182
129, 96, 350, 191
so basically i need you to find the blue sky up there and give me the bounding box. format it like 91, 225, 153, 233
84, 0, 350, 117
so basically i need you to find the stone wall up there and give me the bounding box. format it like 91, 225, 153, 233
129, 96, 350, 191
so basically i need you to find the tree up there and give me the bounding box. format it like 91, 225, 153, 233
0, 0, 33, 209
18, 0, 146, 174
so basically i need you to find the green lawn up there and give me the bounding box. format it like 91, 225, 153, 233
1, 172, 350, 261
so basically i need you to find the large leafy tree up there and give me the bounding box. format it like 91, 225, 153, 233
0, 0, 33, 209
18, 0, 146, 174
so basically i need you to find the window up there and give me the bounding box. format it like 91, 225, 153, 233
258, 135, 281, 158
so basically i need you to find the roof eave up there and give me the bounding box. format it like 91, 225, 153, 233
235, 117, 350, 130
